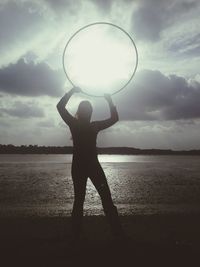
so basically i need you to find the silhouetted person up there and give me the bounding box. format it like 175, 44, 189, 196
57, 87, 123, 239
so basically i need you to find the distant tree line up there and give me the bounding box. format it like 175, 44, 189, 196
0, 144, 72, 154
0, 144, 200, 155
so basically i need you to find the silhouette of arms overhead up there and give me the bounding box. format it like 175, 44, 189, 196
93, 94, 119, 131
56, 87, 81, 126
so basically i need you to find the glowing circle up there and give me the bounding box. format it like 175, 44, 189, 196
63, 22, 138, 97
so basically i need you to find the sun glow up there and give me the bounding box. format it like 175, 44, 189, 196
63, 24, 138, 96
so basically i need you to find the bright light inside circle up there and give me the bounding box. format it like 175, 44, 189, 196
63, 23, 138, 96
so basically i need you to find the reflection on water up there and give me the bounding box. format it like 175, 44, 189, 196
99, 155, 155, 162
2, 154, 198, 163
0, 154, 200, 216
0, 154, 144, 163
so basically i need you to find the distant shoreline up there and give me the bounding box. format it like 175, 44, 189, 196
0, 145, 200, 155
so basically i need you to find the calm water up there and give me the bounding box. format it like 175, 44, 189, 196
0, 154, 200, 216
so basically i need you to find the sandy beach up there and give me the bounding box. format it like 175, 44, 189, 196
1, 154, 200, 217
1, 214, 200, 267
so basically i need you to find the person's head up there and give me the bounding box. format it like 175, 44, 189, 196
76, 100, 93, 122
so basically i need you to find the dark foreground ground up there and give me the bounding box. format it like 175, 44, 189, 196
0, 215, 200, 267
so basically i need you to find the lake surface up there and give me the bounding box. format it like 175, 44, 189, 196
0, 154, 200, 217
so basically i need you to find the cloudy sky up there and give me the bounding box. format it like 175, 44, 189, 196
0, 0, 200, 150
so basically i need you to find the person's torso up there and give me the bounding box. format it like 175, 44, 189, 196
70, 120, 98, 161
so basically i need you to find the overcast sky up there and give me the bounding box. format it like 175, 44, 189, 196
0, 0, 200, 150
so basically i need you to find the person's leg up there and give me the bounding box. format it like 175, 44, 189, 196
89, 162, 123, 237
71, 164, 87, 239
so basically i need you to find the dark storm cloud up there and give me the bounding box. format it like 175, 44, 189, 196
0, 101, 44, 118
131, 0, 198, 41
0, 58, 65, 97
117, 70, 200, 120
0, 1, 45, 52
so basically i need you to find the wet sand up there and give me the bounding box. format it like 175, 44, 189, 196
1, 215, 200, 266
1, 155, 200, 217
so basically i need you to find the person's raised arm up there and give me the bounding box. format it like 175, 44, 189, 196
56, 87, 81, 126
93, 94, 119, 131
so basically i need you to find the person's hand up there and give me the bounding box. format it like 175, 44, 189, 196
70, 86, 82, 94
104, 93, 112, 103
